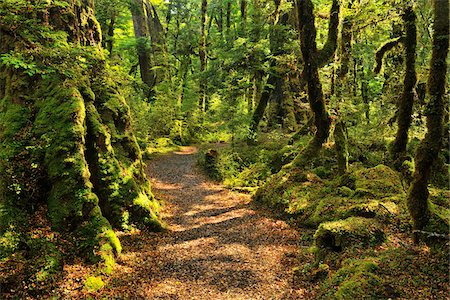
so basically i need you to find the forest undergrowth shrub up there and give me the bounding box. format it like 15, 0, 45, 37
198, 134, 293, 188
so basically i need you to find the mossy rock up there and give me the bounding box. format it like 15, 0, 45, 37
313, 217, 385, 253
354, 165, 403, 197
254, 170, 293, 211
344, 200, 398, 219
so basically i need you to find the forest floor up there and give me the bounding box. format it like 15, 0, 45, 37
59, 146, 314, 299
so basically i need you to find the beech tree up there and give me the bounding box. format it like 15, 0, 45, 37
0, 0, 162, 268
407, 0, 448, 242
291, 0, 340, 167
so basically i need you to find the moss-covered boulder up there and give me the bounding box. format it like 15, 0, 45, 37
353, 165, 404, 197
313, 217, 385, 254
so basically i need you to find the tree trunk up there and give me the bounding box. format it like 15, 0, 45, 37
0, 0, 162, 270
291, 0, 331, 167
337, 15, 352, 80
240, 0, 247, 34
199, 0, 208, 111
248, 70, 278, 142
130, 0, 156, 100
144, 1, 167, 83
226, 1, 231, 30
289, 0, 340, 141
407, 0, 448, 243
391, 5, 417, 164
334, 121, 349, 174
106, 14, 116, 56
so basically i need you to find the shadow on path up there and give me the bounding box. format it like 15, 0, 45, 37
92, 146, 309, 299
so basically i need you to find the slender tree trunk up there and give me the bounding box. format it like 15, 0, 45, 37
199, 0, 208, 111
338, 16, 352, 80
131, 0, 156, 100
407, 0, 449, 242
248, 71, 278, 142
226, 1, 231, 30
217, 4, 224, 34
333, 7, 352, 174
391, 5, 417, 164
334, 121, 349, 174
240, 0, 247, 34
106, 14, 116, 56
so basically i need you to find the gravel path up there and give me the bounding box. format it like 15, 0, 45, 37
97, 146, 306, 299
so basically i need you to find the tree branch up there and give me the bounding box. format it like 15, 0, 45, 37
373, 36, 405, 74
316, 0, 340, 68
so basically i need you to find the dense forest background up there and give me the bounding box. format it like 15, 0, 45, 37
0, 0, 448, 298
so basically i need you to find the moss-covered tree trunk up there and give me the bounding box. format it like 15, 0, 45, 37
289, 0, 339, 144
407, 0, 448, 242
316, 0, 340, 68
0, 0, 162, 268
332, 5, 352, 174
291, 0, 332, 167
391, 5, 417, 164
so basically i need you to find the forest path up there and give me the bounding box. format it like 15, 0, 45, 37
103, 146, 305, 298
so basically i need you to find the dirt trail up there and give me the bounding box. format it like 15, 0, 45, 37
93, 146, 306, 299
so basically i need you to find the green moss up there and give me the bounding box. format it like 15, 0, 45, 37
354, 165, 403, 197
318, 257, 388, 299
99, 243, 115, 275
84, 276, 105, 291
312, 166, 332, 179
0, 230, 20, 259
0, 102, 31, 140
335, 266, 384, 299
337, 186, 354, 197
345, 200, 398, 219
313, 217, 385, 254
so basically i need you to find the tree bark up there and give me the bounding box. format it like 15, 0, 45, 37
240, 0, 247, 34
0, 0, 162, 268
291, 0, 331, 167
130, 0, 156, 100
391, 5, 417, 163
407, 0, 449, 242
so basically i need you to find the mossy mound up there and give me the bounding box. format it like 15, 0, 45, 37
317, 247, 449, 299
256, 164, 401, 227
353, 165, 404, 197
319, 258, 392, 299
313, 217, 385, 254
